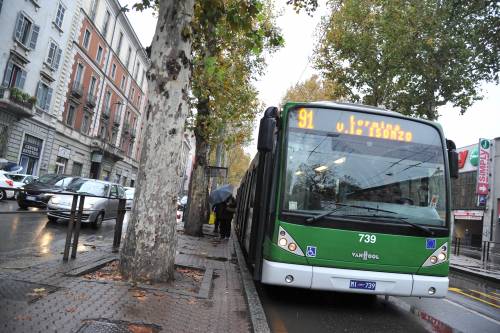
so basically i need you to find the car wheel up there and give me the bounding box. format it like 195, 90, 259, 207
0, 190, 5, 201
92, 213, 104, 229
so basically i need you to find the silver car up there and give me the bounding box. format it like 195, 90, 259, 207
47, 178, 126, 228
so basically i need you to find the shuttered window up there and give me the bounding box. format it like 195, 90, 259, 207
54, 2, 66, 29
14, 12, 39, 50
35, 81, 53, 112
46, 41, 62, 70
2, 61, 27, 89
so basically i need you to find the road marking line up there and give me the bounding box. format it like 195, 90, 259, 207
492, 292, 500, 297
448, 288, 500, 309
443, 299, 500, 325
470, 290, 500, 302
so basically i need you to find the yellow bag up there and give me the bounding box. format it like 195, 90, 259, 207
208, 212, 216, 225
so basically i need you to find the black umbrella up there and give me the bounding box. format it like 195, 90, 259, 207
209, 184, 234, 205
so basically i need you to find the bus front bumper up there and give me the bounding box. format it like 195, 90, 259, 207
261, 259, 448, 298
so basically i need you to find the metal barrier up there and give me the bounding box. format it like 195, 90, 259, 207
0, 186, 128, 260
453, 237, 461, 256
482, 240, 500, 263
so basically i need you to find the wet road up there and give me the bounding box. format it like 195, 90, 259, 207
0, 199, 120, 263
257, 267, 500, 333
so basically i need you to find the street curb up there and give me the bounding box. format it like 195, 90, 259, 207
231, 234, 271, 333
450, 265, 500, 284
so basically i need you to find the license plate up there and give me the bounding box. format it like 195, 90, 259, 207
349, 280, 376, 290
26, 196, 37, 201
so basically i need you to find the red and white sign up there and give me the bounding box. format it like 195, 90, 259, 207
453, 210, 484, 221
475, 139, 491, 195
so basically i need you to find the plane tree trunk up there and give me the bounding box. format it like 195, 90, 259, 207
120, 0, 194, 282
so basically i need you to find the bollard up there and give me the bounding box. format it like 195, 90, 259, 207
71, 195, 85, 259
63, 195, 78, 261
457, 238, 460, 256
112, 198, 126, 252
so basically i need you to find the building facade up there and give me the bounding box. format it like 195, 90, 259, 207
0, 0, 149, 186
452, 138, 499, 251
0, 0, 81, 176
50, 0, 149, 186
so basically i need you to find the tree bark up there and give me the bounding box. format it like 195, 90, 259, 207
184, 98, 210, 237
120, 0, 194, 282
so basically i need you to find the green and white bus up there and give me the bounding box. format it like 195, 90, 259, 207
234, 102, 458, 298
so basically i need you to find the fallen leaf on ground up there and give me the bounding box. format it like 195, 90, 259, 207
65, 307, 77, 313
33, 288, 45, 293
128, 324, 154, 333
187, 298, 197, 305
14, 315, 32, 321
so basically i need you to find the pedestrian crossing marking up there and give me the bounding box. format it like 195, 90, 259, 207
448, 287, 500, 309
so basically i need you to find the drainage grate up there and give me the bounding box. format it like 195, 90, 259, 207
0, 279, 58, 303
77, 319, 161, 333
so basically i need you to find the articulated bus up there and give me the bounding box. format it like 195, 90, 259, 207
234, 102, 458, 298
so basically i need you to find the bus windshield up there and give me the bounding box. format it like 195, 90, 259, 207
282, 107, 447, 227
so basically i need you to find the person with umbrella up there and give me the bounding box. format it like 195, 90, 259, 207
210, 185, 236, 239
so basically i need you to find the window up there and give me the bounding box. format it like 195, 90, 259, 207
134, 61, 140, 80
81, 112, 90, 134
128, 141, 133, 157
111, 130, 117, 144
14, 12, 39, 49
137, 95, 141, 106
102, 10, 110, 37
111, 63, 116, 79
0, 0, 3, 13
96, 45, 103, 63
117, 31, 123, 55
140, 70, 145, 86
89, 0, 99, 19
71, 162, 83, 176
35, 81, 53, 111
46, 41, 62, 70
103, 91, 111, 115
66, 104, 76, 126
89, 76, 97, 97
120, 75, 126, 90
54, 2, 66, 29
83, 29, 91, 49
126, 47, 131, 67
2, 61, 27, 88
130, 87, 135, 100
55, 156, 67, 175
74, 63, 84, 87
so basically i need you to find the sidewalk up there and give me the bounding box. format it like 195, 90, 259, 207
0, 224, 257, 333
450, 254, 500, 283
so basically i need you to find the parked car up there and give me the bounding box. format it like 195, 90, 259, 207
124, 187, 135, 210
47, 178, 126, 228
0, 171, 15, 200
17, 174, 80, 209
5, 173, 37, 199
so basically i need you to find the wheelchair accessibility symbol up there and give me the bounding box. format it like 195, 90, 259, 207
306, 246, 317, 257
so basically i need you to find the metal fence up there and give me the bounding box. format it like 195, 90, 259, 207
0, 186, 128, 261
453, 237, 500, 263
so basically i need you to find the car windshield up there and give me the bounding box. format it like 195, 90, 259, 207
282, 107, 447, 227
36, 174, 66, 185
66, 179, 108, 196
125, 189, 135, 199
6, 174, 25, 182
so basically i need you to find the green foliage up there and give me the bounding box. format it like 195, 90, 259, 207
286, 0, 318, 15
281, 74, 346, 105
9, 87, 36, 106
314, 0, 500, 120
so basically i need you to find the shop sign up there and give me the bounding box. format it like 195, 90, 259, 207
456, 143, 478, 173
21, 142, 41, 158
453, 210, 483, 220
91, 152, 103, 163
475, 138, 491, 195
57, 146, 71, 159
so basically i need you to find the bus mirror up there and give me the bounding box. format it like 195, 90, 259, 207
257, 117, 276, 152
449, 150, 459, 179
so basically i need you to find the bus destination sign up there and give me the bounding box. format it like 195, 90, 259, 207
290, 107, 415, 142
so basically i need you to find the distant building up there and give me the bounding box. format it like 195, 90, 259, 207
0, 0, 80, 176
50, 0, 149, 185
0, 0, 149, 186
451, 138, 499, 251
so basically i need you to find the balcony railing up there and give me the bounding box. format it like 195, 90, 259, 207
0, 86, 36, 118
112, 116, 120, 127
86, 92, 97, 108
130, 127, 137, 139
101, 106, 110, 119
71, 82, 84, 99
123, 122, 130, 134
91, 137, 125, 161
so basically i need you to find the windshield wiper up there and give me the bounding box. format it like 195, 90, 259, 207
305, 203, 398, 223
340, 214, 435, 236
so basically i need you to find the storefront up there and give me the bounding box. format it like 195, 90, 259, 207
453, 210, 484, 247
19, 134, 44, 176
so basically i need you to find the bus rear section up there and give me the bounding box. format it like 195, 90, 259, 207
255, 103, 456, 298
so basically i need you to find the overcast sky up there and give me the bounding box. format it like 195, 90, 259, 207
122, 1, 499, 154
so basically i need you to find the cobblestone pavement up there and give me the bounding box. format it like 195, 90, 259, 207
0, 224, 251, 333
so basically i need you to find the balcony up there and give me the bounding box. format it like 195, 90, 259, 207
101, 106, 110, 119
123, 122, 130, 134
130, 127, 137, 139
91, 137, 125, 161
86, 92, 97, 109
71, 82, 84, 99
0, 86, 36, 118
112, 116, 120, 127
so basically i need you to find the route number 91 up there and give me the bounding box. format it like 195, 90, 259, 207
358, 233, 376, 243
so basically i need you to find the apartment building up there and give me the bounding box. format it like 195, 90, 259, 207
49, 0, 149, 185
0, 0, 81, 176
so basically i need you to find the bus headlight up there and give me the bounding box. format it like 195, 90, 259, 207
422, 242, 448, 267
277, 226, 304, 256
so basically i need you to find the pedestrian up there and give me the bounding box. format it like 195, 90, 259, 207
216, 196, 236, 239
212, 202, 222, 233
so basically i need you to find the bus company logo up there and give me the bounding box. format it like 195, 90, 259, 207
352, 251, 380, 261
